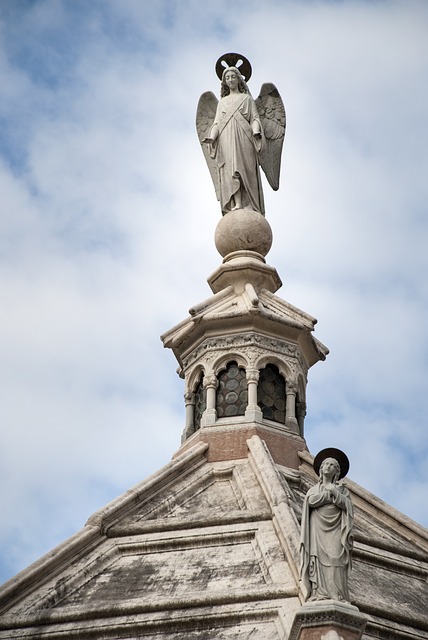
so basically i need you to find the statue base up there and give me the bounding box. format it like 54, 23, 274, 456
288, 600, 367, 640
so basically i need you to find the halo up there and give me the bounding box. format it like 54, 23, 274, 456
313, 448, 350, 479
215, 52, 252, 82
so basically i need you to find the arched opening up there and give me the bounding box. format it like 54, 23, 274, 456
257, 363, 286, 424
193, 373, 206, 430
216, 361, 247, 417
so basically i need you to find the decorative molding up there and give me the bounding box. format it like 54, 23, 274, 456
183, 332, 302, 371
288, 601, 367, 640
109, 509, 272, 537
0, 593, 297, 636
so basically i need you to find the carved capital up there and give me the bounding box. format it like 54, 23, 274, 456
204, 375, 218, 389
286, 380, 298, 395
246, 368, 260, 384
184, 392, 195, 405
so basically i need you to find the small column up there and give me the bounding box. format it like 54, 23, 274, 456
201, 375, 218, 426
181, 392, 196, 443
296, 400, 307, 437
245, 368, 263, 422
285, 381, 299, 433
288, 601, 367, 640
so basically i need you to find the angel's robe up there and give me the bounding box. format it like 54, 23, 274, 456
210, 93, 265, 214
300, 482, 353, 602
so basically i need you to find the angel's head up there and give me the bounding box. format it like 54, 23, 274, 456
220, 66, 249, 97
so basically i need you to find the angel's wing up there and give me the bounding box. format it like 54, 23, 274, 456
255, 83, 286, 191
196, 91, 220, 200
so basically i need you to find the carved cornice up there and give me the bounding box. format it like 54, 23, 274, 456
182, 332, 304, 371
288, 601, 367, 640
0, 589, 297, 634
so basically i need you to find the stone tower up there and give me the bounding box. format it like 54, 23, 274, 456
0, 57, 427, 640
162, 207, 328, 471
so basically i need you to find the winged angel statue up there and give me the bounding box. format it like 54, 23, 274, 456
196, 53, 286, 216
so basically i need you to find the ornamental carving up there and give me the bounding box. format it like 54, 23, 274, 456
183, 332, 303, 371
286, 381, 298, 395
204, 375, 218, 389
184, 392, 195, 405
246, 368, 260, 384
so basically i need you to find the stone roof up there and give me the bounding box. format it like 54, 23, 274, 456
0, 435, 426, 639
161, 265, 328, 371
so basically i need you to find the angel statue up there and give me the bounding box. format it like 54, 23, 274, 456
196, 53, 286, 216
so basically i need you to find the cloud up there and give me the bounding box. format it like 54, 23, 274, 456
0, 0, 427, 584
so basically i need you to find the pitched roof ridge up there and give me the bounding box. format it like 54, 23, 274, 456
247, 435, 301, 588
0, 526, 98, 614
259, 289, 318, 327
354, 531, 428, 562
188, 286, 235, 318
0, 442, 210, 614
86, 441, 209, 532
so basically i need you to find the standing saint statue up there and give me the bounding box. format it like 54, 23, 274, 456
196, 53, 286, 215
300, 448, 354, 603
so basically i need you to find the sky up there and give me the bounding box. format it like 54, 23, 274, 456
0, 0, 427, 585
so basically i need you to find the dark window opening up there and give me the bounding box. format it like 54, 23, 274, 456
194, 375, 206, 430
257, 364, 286, 424
216, 361, 247, 418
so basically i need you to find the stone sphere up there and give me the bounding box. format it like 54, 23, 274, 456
214, 208, 273, 257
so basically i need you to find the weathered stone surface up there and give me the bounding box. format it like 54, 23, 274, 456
176, 421, 307, 468
0, 436, 427, 639
0, 438, 301, 639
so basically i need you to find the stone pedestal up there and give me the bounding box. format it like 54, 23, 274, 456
289, 601, 367, 640
207, 249, 282, 295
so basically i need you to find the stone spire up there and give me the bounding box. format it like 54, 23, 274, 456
161, 205, 328, 468
162, 54, 328, 468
